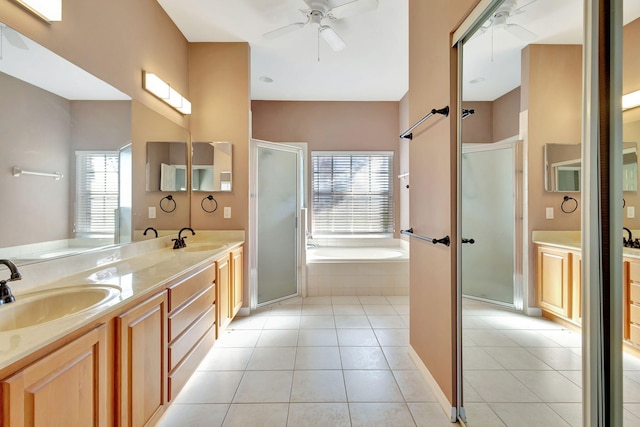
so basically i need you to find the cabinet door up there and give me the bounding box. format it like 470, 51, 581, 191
231, 246, 244, 317
217, 254, 231, 334
536, 245, 571, 318
117, 291, 168, 427
570, 251, 582, 324
1, 325, 108, 427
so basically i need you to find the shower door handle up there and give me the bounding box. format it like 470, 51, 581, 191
461, 238, 475, 244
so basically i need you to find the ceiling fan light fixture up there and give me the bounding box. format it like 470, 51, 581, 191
319, 26, 346, 52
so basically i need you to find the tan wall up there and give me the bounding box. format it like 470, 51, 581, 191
522, 45, 583, 234
0, 72, 71, 246
0, 0, 189, 129
251, 100, 401, 235
623, 18, 640, 230
462, 87, 520, 144
408, 0, 478, 408
399, 94, 410, 235
493, 87, 521, 142
188, 42, 250, 305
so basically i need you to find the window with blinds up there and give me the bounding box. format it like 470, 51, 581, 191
312, 151, 394, 236
75, 151, 119, 237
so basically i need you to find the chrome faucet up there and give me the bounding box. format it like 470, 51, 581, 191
173, 227, 195, 249
143, 227, 158, 238
0, 259, 22, 305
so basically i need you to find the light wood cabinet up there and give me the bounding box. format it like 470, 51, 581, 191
167, 264, 217, 401
217, 253, 232, 334
117, 291, 168, 427
0, 325, 108, 427
231, 246, 244, 317
536, 245, 572, 319
570, 251, 582, 324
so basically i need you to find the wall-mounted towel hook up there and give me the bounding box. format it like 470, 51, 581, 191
160, 194, 177, 213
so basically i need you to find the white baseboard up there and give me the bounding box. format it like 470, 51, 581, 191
407, 346, 457, 423
237, 307, 251, 316
526, 306, 542, 316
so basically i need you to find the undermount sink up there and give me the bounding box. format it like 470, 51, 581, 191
0, 285, 121, 332
181, 243, 226, 252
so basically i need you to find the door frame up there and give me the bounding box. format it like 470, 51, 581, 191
249, 139, 304, 309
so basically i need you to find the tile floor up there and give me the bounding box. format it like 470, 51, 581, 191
156, 296, 640, 426
156, 295, 452, 427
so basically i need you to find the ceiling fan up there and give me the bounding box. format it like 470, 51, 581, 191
263, 0, 378, 52
477, 0, 538, 41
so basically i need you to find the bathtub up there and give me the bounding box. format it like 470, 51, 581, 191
305, 239, 409, 297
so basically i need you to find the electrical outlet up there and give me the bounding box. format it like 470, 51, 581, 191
148, 207, 156, 219
546, 207, 554, 219
224, 207, 231, 219
629, 206, 636, 219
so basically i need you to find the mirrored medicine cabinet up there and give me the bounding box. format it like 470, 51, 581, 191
544, 142, 638, 192
192, 141, 233, 192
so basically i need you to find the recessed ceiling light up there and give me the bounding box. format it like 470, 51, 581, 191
469, 77, 485, 84
259, 76, 274, 83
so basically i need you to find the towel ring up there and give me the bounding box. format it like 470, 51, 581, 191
561, 195, 578, 214
201, 195, 218, 213
159, 195, 177, 213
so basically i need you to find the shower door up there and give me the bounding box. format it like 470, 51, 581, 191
461, 143, 517, 306
252, 140, 302, 307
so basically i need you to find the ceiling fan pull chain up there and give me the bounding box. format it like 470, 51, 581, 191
317, 27, 321, 62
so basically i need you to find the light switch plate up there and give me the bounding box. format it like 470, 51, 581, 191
224, 207, 231, 219
546, 207, 554, 219
148, 207, 156, 219
629, 206, 636, 218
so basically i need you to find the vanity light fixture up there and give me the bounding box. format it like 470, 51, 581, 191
142, 71, 191, 115
13, 0, 61, 22
623, 89, 640, 111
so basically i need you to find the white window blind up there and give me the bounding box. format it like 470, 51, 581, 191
75, 151, 119, 237
312, 151, 394, 235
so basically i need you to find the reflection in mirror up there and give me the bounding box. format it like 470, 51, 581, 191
544, 142, 638, 192
0, 22, 132, 266
146, 141, 188, 192
192, 141, 233, 192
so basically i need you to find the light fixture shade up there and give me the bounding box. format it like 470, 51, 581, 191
13, 0, 61, 22
319, 26, 347, 52
143, 71, 191, 115
623, 89, 640, 111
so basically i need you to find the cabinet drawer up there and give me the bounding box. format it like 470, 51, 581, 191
631, 261, 640, 283
169, 304, 216, 370
168, 264, 216, 312
169, 284, 215, 341
631, 284, 640, 304
631, 323, 640, 344
631, 304, 640, 325
168, 326, 216, 401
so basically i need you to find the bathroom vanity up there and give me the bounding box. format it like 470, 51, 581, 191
534, 231, 640, 352
0, 231, 243, 426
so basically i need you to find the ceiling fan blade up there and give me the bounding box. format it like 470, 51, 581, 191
504, 23, 537, 41
328, 0, 378, 20
263, 21, 307, 40
319, 25, 347, 51
0, 25, 28, 50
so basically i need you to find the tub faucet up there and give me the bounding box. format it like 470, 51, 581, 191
173, 227, 195, 249
143, 227, 158, 238
0, 259, 21, 305
624, 227, 633, 247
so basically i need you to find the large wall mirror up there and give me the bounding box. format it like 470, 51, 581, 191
192, 141, 233, 192
146, 141, 188, 192
544, 142, 638, 192
0, 22, 133, 265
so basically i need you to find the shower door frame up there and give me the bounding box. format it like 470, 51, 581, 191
249, 139, 303, 309
461, 138, 524, 311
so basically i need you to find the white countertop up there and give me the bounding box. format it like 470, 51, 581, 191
0, 230, 244, 372
532, 230, 640, 258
